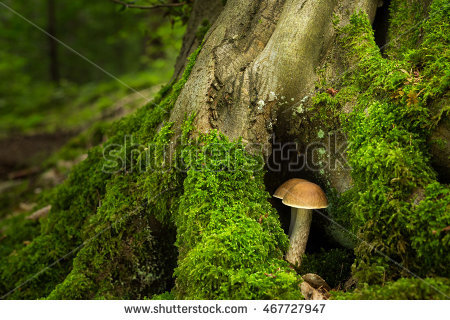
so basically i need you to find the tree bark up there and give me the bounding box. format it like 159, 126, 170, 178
172, 0, 225, 81
170, 0, 380, 178
171, 0, 379, 138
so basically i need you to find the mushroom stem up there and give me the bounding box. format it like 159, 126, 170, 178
285, 208, 312, 266
288, 207, 297, 237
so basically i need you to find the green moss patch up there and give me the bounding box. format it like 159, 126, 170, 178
331, 277, 450, 299
313, 0, 449, 286
173, 130, 301, 299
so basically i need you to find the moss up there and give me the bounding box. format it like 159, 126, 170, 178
0, 147, 111, 299
0, 212, 41, 264
331, 277, 450, 300
29, 116, 302, 300
151, 291, 175, 300
316, 1, 450, 286
310, 91, 342, 129
386, 0, 433, 59
47, 174, 176, 299
44, 46, 205, 299
0, 180, 33, 220
0, 44, 203, 299
326, 187, 361, 243
173, 130, 301, 299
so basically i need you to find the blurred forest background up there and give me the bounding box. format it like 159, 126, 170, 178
0, 0, 186, 166
0, 0, 187, 231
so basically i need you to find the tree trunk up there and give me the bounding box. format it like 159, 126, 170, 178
47, 0, 60, 85
168, 0, 449, 291
172, 0, 225, 81
170, 0, 380, 195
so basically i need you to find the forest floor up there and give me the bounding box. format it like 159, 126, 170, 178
0, 76, 161, 223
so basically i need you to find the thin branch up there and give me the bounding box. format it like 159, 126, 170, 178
109, 0, 186, 10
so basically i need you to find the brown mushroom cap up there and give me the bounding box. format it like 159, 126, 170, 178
282, 181, 328, 209
273, 178, 307, 199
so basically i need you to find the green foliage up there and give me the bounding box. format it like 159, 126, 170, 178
0, 0, 184, 83
173, 131, 301, 299
326, 2, 450, 285
331, 277, 450, 300
0, 69, 174, 138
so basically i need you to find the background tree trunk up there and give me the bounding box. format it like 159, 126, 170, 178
47, 0, 60, 85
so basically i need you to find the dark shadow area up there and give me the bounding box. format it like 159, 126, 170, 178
429, 119, 450, 184
147, 215, 179, 295
264, 132, 355, 288
372, 0, 392, 53
264, 133, 343, 254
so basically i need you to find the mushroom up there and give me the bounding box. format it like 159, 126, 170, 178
277, 180, 328, 266
273, 178, 306, 237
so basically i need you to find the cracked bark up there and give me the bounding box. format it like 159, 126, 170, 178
170, 0, 379, 146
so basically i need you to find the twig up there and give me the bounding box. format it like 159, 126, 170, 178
8, 167, 40, 180
109, 0, 186, 10
26, 205, 51, 221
